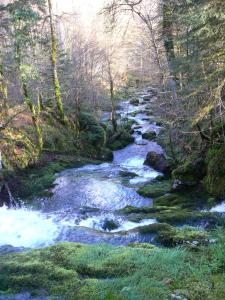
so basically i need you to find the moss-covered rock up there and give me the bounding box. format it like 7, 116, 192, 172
204, 145, 225, 198
138, 180, 172, 198
137, 222, 173, 234
102, 219, 119, 231
107, 131, 134, 151
142, 131, 156, 140
172, 156, 206, 187
156, 226, 208, 247
129, 98, 140, 105
153, 189, 213, 209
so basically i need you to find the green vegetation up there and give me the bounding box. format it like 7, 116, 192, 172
138, 179, 172, 198
204, 146, 225, 198
0, 234, 225, 300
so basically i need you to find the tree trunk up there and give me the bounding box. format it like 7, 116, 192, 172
47, 0, 65, 122
22, 83, 43, 152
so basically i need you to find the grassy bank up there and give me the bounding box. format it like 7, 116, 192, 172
0, 231, 225, 300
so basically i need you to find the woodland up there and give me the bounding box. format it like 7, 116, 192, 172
0, 0, 225, 299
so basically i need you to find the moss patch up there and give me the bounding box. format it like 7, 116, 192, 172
172, 156, 206, 186
138, 180, 172, 198
204, 145, 225, 198
0, 237, 225, 299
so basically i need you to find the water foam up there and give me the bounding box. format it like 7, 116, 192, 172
78, 214, 157, 232
0, 206, 59, 248
210, 201, 225, 213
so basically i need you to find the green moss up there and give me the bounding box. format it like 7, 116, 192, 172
156, 226, 208, 247
204, 145, 225, 198
0, 237, 225, 299
142, 131, 156, 140
154, 188, 213, 209
172, 155, 206, 185
138, 180, 172, 198
128, 243, 157, 250
138, 223, 173, 234
107, 131, 134, 151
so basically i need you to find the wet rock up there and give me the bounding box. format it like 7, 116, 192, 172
144, 151, 171, 174
142, 95, 153, 101
172, 179, 185, 192
147, 87, 158, 95
142, 131, 157, 140
102, 219, 119, 231
130, 98, 140, 105
135, 139, 148, 145
119, 171, 137, 178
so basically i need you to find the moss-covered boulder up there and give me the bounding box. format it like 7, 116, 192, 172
172, 156, 206, 187
142, 131, 156, 141
137, 223, 173, 235
138, 180, 172, 198
102, 219, 119, 231
204, 146, 225, 198
154, 188, 214, 210
156, 226, 208, 247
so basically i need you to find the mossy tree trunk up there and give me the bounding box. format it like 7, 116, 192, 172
47, 0, 65, 122
22, 83, 43, 152
0, 63, 8, 110
107, 60, 117, 132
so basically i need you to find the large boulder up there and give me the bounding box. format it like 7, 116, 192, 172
144, 151, 170, 174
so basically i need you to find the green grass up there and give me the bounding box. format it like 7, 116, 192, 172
0, 232, 225, 300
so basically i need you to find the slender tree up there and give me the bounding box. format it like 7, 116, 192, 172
47, 0, 65, 122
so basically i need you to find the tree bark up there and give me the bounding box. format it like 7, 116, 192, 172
47, 0, 65, 122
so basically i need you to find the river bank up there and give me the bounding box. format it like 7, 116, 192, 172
0, 87, 225, 299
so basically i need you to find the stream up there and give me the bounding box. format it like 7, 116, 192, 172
1, 89, 222, 250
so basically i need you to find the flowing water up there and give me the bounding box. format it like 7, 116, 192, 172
0, 90, 165, 249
